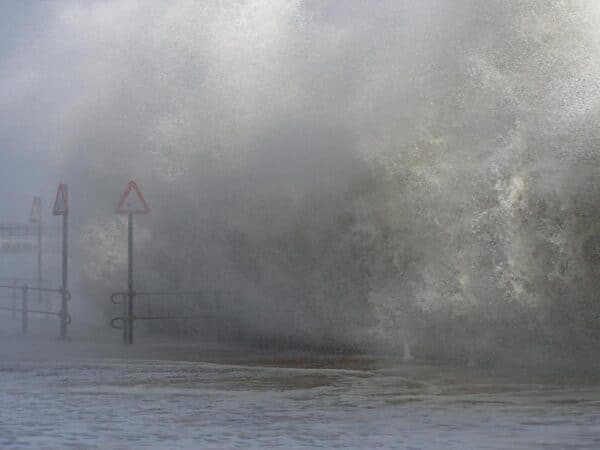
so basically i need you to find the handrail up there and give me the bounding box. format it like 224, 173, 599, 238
0, 277, 53, 283
0, 284, 68, 296
133, 314, 215, 320
0, 306, 60, 316
112, 290, 229, 297
111, 289, 234, 344
110, 289, 229, 304
0, 283, 72, 336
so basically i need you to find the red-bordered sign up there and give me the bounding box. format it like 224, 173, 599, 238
30, 197, 42, 223
53, 184, 68, 216
116, 181, 150, 215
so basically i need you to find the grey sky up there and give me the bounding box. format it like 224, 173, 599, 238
1, 1, 57, 220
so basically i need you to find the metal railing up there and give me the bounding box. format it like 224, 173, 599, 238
110, 290, 230, 344
0, 277, 53, 305
0, 283, 71, 336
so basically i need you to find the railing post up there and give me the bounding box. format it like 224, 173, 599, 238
21, 284, 28, 335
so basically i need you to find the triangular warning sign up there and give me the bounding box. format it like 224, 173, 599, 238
53, 184, 68, 216
30, 197, 42, 223
116, 181, 150, 215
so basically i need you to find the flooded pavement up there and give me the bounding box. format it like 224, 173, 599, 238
0, 336, 600, 449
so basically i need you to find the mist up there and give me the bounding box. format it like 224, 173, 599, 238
2, 0, 600, 362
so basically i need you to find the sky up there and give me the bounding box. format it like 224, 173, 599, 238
0, 2, 58, 220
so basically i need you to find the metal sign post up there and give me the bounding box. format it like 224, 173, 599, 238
116, 181, 150, 344
37, 223, 42, 303
53, 184, 69, 339
30, 197, 43, 304
127, 212, 134, 344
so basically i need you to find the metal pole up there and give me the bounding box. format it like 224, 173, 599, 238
21, 284, 28, 335
121, 293, 128, 344
60, 212, 68, 339
37, 222, 42, 303
127, 213, 134, 344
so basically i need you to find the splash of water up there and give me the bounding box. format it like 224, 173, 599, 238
2, 0, 600, 361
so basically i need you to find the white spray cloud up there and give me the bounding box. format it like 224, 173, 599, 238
2, 0, 600, 355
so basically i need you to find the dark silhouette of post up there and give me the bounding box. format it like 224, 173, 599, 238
60, 212, 68, 339
30, 197, 43, 304
127, 213, 134, 344
37, 222, 42, 304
